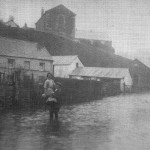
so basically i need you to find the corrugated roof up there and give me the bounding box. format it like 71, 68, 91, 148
75, 30, 111, 41
0, 36, 52, 60
70, 67, 130, 79
53, 55, 78, 65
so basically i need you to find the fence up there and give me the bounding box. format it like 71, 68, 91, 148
0, 72, 121, 109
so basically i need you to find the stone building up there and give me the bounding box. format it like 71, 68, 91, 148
35, 4, 76, 38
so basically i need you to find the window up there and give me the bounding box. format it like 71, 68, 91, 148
8, 59, 15, 68
76, 63, 79, 68
39, 62, 45, 71
56, 14, 66, 32
24, 61, 30, 70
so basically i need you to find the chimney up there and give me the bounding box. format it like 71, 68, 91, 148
41, 8, 44, 16
9, 16, 14, 21
24, 23, 27, 28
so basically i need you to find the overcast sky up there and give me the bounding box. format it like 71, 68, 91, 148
0, 0, 150, 59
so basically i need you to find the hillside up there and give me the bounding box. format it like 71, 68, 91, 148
0, 23, 132, 68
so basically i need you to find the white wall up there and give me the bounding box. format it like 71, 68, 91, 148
54, 57, 84, 78
0, 56, 53, 81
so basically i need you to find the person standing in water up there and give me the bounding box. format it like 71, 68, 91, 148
44, 73, 56, 119
44, 73, 55, 97
52, 82, 62, 119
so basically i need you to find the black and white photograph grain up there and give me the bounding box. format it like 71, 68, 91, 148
0, 0, 150, 150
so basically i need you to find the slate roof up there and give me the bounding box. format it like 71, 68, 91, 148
53, 55, 78, 65
0, 36, 52, 60
75, 30, 111, 41
70, 67, 131, 79
46, 4, 76, 16
36, 4, 76, 24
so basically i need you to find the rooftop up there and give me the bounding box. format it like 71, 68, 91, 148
46, 4, 76, 16
70, 67, 130, 79
5, 20, 19, 28
53, 55, 78, 65
0, 36, 52, 60
75, 30, 111, 41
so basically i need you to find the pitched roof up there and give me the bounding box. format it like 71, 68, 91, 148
75, 30, 111, 41
131, 59, 150, 70
46, 4, 76, 16
0, 36, 52, 60
5, 20, 19, 28
53, 55, 78, 65
36, 4, 76, 25
70, 67, 130, 79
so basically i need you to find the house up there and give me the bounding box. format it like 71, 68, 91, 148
53, 55, 84, 78
70, 67, 132, 92
0, 36, 53, 83
4, 18, 19, 28
75, 30, 114, 53
36, 4, 76, 38
22, 23, 34, 30
129, 59, 150, 91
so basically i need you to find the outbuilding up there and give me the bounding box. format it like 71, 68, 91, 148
53, 55, 84, 78
70, 67, 132, 92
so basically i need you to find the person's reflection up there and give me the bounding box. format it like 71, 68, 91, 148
47, 119, 60, 133
40, 118, 73, 149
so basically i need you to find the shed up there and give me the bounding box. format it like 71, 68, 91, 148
129, 59, 150, 91
53, 55, 84, 78
70, 67, 132, 92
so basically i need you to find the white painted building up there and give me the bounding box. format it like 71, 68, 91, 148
53, 55, 84, 78
0, 36, 53, 82
75, 30, 112, 47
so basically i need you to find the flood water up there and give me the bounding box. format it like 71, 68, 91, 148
1, 93, 150, 150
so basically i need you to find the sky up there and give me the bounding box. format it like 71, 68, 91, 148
0, 0, 150, 59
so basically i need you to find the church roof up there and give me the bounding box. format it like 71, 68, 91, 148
46, 4, 76, 16
36, 4, 75, 25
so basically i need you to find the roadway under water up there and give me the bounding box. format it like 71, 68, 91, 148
1, 93, 150, 150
